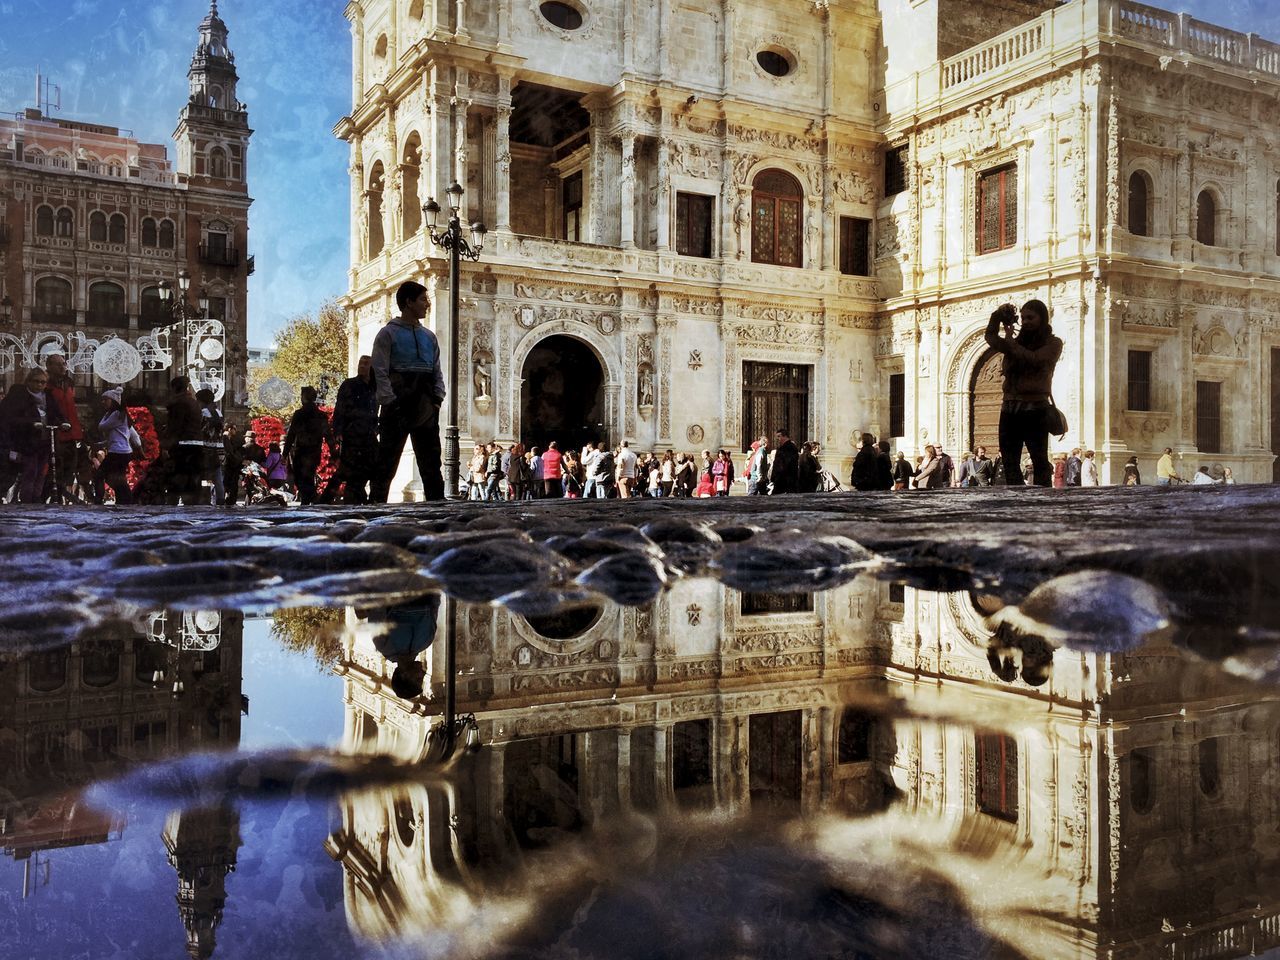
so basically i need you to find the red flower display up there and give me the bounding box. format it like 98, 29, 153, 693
125, 406, 161, 488
251, 409, 337, 490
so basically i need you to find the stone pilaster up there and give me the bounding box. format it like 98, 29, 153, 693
620, 131, 636, 249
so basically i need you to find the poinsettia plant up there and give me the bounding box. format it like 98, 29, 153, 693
250, 410, 337, 486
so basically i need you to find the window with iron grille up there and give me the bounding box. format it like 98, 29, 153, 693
884, 145, 908, 196
675, 192, 714, 258
740, 592, 814, 615
839, 216, 871, 276
1196, 380, 1222, 453
1127, 349, 1152, 411
976, 164, 1017, 254
888, 582, 905, 604
563, 170, 583, 242
34, 276, 73, 323
751, 169, 803, 267
88, 282, 127, 328
888, 372, 905, 438
741, 361, 810, 450
976, 732, 1018, 822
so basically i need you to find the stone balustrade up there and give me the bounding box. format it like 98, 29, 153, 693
942, 20, 1045, 90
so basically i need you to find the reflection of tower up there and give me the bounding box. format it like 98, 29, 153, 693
163, 806, 243, 960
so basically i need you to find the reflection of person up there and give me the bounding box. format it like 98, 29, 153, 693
984, 300, 1064, 487
330, 356, 378, 504
372, 593, 442, 700
371, 281, 446, 502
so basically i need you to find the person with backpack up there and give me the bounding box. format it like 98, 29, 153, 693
484, 441, 504, 501
94, 387, 136, 505
591, 444, 616, 498
282, 385, 332, 505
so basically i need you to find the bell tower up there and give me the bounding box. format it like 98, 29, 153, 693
174, 0, 252, 186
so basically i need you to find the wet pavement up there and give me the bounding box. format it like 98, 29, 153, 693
2, 487, 1279, 959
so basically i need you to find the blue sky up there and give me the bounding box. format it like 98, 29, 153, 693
2, 0, 1280, 348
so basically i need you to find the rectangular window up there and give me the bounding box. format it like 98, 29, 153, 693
206, 231, 228, 260
741, 592, 814, 616
205, 296, 227, 322
839, 216, 871, 276
672, 719, 713, 807
1127, 349, 1152, 411
888, 372, 905, 438
976, 732, 1018, 822
741, 361, 811, 451
884, 145, 908, 197
838, 708, 871, 764
563, 170, 583, 242
977, 164, 1018, 254
888, 582, 906, 605
1196, 380, 1222, 453
675, 192, 714, 258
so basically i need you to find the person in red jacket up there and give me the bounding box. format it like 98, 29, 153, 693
45, 353, 91, 502
540, 440, 564, 498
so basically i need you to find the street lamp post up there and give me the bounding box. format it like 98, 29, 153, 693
423, 182, 487, 501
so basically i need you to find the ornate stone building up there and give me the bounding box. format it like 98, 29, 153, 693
339, 0, 1280, 495
0, 1, 253, 414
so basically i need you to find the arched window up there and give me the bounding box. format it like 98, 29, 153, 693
88, 281, 127, 328
1128, 171, 1151, 237
26, 148, 44, 166
35, 276, 73, 322
106, 157, 123, 177
367, 162, 386, 258
81, 641, 121, 688
140, 286, 169, 327
209, 86, 224, 110
402, 136, 422, 237
142, 217, 158, 247
375, 34, 389, 59
158, 219, 176, 249
209, 146, 227, 179
1196, 190, 1217, 246
35, 205, 54, 236
751, 169, 803, 267
89, 210, 108, 243
28, 650, 67, 693
55, 207, 74, 238
108, 213, 126, 245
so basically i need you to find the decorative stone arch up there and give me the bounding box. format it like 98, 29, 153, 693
508, 603, 622, 657
1124, 161, 1158, 237
1194, 180, 1227, 246
508, 321, 623, 444
942, 324, 996, 452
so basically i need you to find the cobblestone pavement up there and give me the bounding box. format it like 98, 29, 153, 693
1, 485, 1275, 654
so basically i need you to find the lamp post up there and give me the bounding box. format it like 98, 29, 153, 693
423, 182, 487, 500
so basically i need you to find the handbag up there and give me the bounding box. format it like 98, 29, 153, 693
1044, 394, 1068, 439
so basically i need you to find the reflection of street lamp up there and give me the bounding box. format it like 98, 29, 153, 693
423, 182, 487, 499
0, 295, 12, 327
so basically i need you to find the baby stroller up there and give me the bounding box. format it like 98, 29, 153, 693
819, 468, 843, 493
241, 460, 293, 506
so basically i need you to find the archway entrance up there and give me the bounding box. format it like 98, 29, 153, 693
970, 347, 1003, 455
520, 335, 606, 452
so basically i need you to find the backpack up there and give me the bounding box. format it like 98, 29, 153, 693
512, 456, 531, 483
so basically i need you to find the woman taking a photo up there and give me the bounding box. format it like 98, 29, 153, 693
984, 300, 1064, 487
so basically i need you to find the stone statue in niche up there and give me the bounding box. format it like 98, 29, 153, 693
733, 193, 750, 260
638, 366, 655, 409
473, 355, 492, 400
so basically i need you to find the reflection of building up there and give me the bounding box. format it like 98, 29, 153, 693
340, 0, 1280, 498
0, 612, 245, 952
330, 580, 1280, 958
0, 1, 252, 412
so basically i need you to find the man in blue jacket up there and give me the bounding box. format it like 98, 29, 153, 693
370, 281, 447, 502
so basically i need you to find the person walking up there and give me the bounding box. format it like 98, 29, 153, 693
1122, 455, 1141, 486
195, 388, 225, 505
769, 428, 799, 494
0, 369, 53, 503
44, 353, 91, 502
331, 355, 379, 504
936, 445, 955, 488
1155, 448, 1180, 486
971, 446, 994, 487
891, 451, 915, 491
1080, 450, 1100, 486
984, 300, 1064, 487
1064, 448, 1083, 487
282, 386, 332, 506
875, 440, 894, 491
616, 441, 638, 498
370, 281, 446, 503
164, 376, 205, 506
850, 434, 879, 492
712, 449, 734, 497
467, 444, 487, 500
95, 387, 135, 506
1052, 453, 1067, 488
484, 441, 505, 501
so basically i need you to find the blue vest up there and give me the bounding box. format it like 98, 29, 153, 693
387, 321, 439, 374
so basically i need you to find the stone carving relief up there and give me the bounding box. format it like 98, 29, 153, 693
1120, 302, 1177, 329
514, 282, 620, 306
670, 141, 721, 179
833, 171, 876, 205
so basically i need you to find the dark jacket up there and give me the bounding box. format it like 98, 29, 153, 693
984, 315, 1064, 402
875, 451, 893, 491
244, 441, 267, 466
332, 375, 378, 444
972, 455, 994, 486
165, 392, 203, 449
1065, 455, 1082, 486
797, 451, 821, 493
851, 446, 880, 492
283, 402, 332, 458
891, 457, 915, 485
0, 386, 51, 456
769, 439, 800, 493
486, 451, 503, 478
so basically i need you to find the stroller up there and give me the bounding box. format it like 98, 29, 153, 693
241, 460, 294, 506
819, 468, 844, 493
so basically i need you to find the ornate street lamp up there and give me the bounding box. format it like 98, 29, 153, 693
423, 181, 487, 501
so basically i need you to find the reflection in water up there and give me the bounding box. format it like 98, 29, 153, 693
3, 578, 1280, 959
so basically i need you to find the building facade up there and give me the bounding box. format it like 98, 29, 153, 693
0, 1, 253, 415
340, 0, 1280, 496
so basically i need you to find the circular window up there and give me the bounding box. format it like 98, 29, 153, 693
524, 605, 602, 640
540, 1, 584, 30
756, 50, 793, 78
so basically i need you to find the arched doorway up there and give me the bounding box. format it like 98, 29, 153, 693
520, 335, 606, 452
970, 347, 1003, 455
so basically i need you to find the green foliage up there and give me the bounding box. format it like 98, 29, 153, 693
250, 299, 348, 418
269, 607, 345, 669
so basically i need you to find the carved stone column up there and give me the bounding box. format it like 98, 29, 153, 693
453, 92, 470, 223
656, 116, 671, 252
588, 106, 607, 245
350, 13, 365, 107
657, 317, 675, 444
495, 103, 512, 231
454, 0, 469, 39
620, 131, 637, 249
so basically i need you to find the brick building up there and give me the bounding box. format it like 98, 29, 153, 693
0, 0, 253, 416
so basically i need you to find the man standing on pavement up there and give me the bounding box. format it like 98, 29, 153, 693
282, 385, 332, 506
1065, 447, 1083, 487
616, 440, 638, 498
330, 355, 379, 504
745, 436, 769, 495
45, 353, 90, 502
769, 428, 799, 494
581, 442, 600, 500
370, 281, 446, 503
164, 376, 204, 506
971, 446, 994, 486
1155, 447, 1180, 486
484, 441, 505, 501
